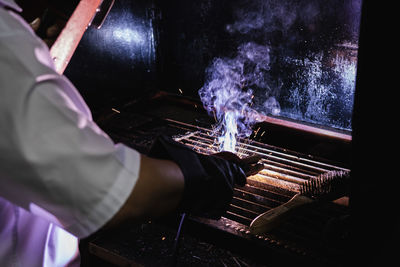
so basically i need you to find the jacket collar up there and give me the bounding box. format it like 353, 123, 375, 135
0, 0, 22, 12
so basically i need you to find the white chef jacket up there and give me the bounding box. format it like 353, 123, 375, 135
0, 0, 141, 266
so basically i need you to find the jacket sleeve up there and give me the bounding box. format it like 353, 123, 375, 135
0, 75, 141, 238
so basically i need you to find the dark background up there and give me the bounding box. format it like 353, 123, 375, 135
65, 0, 361, 131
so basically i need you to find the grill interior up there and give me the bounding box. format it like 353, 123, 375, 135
87, 102, 351, 266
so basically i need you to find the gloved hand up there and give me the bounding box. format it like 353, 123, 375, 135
148, 135, 263, 219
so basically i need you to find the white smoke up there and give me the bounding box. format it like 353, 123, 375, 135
226, 0, 319, 35
199, 42, 280, 152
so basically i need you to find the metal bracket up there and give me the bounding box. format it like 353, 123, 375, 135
89, 0, 115, 29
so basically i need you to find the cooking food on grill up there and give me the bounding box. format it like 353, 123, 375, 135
250, 170, 350, 234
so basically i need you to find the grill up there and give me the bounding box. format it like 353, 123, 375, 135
168, 118, 350, 258
171, 118, 349, 192
86, 107, 351, 266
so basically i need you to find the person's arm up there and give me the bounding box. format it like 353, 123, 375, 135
105, 155, 184, 228
1, 76, 146, 238
105, 150, 262, 228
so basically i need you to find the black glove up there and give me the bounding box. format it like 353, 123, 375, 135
148, 135, 247, 219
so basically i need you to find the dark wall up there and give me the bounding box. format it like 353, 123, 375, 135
65, 0, 361, 131
65, 0, 158, 112
350, 0, 398, 265
156, 0, 362, 131
155, 0, 238, 95
157, 0, 361, 92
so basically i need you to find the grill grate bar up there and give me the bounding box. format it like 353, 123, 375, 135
230, 197, 270, 214
229, 204, 260, 218
233, 189, 282, 209
262, 159, 320, 178
179, 141, 304, 191
237, 184, 289, 202
177, 131, 346, 176
169, 119, 349, 172
180, 138, 322, 177
225, 211, 253, 225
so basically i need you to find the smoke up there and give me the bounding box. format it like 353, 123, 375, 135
226, 0, 361, 47
226, 0, 321, 34
198, 0, 315, 153
198, 0, 361, 151
199, 42, 279, 152
226, 0, 303, 35
199, 0, 296, 153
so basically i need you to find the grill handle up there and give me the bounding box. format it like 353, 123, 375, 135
249, 194, 313, 234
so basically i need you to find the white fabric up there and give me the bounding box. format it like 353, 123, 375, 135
0, 1, 141, 266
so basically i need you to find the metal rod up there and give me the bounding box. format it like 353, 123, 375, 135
192, 132, 349, 172
180, 137, 333, 174
180, 140, 320, 186
167, 118, 349, 171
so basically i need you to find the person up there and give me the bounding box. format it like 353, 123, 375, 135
0, 0, 263, 266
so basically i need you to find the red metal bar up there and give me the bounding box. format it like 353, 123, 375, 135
50, 0, 102, 74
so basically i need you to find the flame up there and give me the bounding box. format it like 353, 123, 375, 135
219, 111, 239, 152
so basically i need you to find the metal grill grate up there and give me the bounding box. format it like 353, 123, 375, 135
166, 118, 349, 230
169, 119, 348, 188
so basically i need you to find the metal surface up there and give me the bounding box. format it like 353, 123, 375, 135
64, 0, 158, 111
50, 0, 102, 74
256, 114, 352, 142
